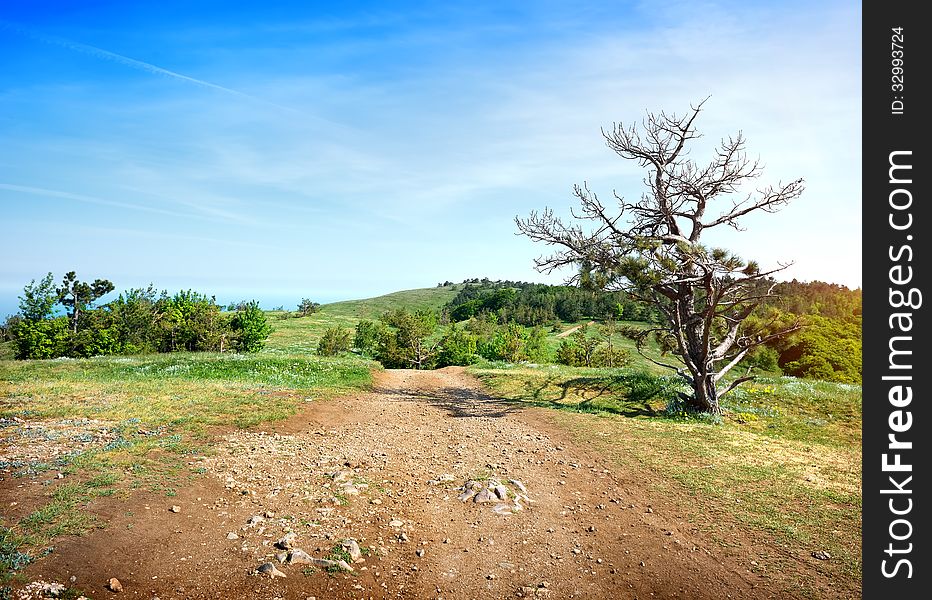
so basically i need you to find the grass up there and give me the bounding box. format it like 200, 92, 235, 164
471, 363, 862, 594
0, 352, 374, 432
1, 477, 117, 586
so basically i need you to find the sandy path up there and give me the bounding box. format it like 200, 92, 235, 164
554, 322, 596, 338
14, 368, 784, 599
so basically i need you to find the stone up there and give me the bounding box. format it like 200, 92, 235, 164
226, 532, 239, 540
493, 485, 509, 500
341, 539, 362, 561
389, 519, 404, 527
256, 563, 287, 578
246, 515, 264, 527
474, 489, 496, 503
331, 470, 351, 482
458, 489, 477, 503
812, 550, 831, 560
416, 549, 425, 557
107, 577, 124, 592
275, 552, 288, 563
492, 503, 513, 516
509, 479, 528, 494
275, 532, 297, 550
335, 560, 355, 572
169, 505, 181, 513
287, 549, 315, 564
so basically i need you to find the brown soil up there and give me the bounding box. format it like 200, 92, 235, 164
554, 322, 595, 339
6, 368, 829, 599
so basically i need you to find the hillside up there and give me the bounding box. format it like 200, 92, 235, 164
263, 285, 460, 354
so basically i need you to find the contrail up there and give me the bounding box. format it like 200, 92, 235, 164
0, 19, 301, 115
0, 183, 194, 219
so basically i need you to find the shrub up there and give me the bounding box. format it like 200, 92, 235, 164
592, 345, 631, 368
12, 317, 70, 359
353, 320, 385, 357
231, 301, 273, 353
437, 325, 480, 366
298, 298, 321, 317
556, 339, 579, 366
318, 327, 351, 356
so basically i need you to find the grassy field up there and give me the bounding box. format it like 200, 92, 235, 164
471, 363, 862, 593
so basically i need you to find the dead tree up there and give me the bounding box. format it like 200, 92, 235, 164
516, 100, 804, 414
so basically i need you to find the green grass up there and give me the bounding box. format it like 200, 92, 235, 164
0, 352, 375, 431
471, 363, 862, 594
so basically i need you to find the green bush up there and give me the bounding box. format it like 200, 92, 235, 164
556, 339, 579, 366
436, 325, 480, 366
374, 309, 439, 369
12, 317, 70, 359
318, 327, 352, 356
231, 301, 273, 353
353, 320, 385, 357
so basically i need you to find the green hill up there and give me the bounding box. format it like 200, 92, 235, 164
263, 285, 461, 354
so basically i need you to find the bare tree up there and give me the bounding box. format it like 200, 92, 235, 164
516, 100, 803, 414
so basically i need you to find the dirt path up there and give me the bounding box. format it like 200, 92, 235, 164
14, 368, 788, 599
554, 322, 595, 338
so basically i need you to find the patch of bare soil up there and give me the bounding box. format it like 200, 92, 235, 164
7, 368, 834, 598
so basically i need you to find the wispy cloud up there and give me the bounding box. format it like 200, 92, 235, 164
0, 18, 302, 116
0, 183, 191, 219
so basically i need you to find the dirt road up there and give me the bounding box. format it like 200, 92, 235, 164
15, 368, 787, 599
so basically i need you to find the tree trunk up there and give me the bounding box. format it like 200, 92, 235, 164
690, 375, 721, 414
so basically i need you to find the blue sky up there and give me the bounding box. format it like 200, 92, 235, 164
0, 0, 861, 316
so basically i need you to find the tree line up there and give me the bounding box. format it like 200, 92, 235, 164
439, 277, 861, 384
442, 279, 658, 325
2, 272, 272, 359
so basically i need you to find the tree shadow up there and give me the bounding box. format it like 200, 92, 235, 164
513, 372, 665, 418
372, 370, 670, 419
371, 383, 524, 419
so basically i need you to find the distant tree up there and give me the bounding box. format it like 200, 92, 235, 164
57, 271, 114, 333
157, 290, 226, 352
571, 325, 600, 367
377, 309, 440, 369
517, 100, 804, 413
318, 327, 351, 356
231, 301, 273, 353
298, 298, 321, 317
18, 272, 58, 322
108, 286, 161, 354
11, 317, 70, 359
1, 314, 23, 343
